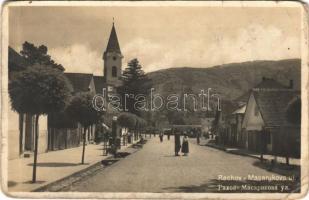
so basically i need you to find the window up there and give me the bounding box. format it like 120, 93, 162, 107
108, 86, 113, 92
113, 56, 117, 61
266, 131, 271, 145
112, 66, 117, 77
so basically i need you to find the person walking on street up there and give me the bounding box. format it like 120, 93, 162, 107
181, 134, 189, 156
127, 132, 132, 144
196, 129, 200, 145
174, 130, 181, 156
159, 132, 163, 142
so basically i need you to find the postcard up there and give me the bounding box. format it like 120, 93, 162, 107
1, 1, 308, 199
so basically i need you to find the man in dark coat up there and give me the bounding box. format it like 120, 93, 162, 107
174, 130, 181, 156
159, 132, 163, 142
196, 129, 200, 145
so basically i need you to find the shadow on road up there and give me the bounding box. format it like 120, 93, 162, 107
27, 162, 82, 167
23, 180, 46, 184
132, 144, 143, 149
131, 140, 148, 149
101, 159, 118, 166
163, 155, 177, 158
8, 181, 17, 187
117, 152, 131, 158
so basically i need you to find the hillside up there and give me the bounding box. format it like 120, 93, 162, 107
147, 59, 301, 101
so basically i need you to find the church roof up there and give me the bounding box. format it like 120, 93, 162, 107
105, 23, 121, 54
65, 73, 93, 93
93, 76, 106, 94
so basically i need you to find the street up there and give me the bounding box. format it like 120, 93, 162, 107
65, 136, 297, 193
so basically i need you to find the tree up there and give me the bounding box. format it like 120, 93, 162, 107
118, 112, 137, 130
118, 112, 137, 147
20, 41, 64, 71
167, 110, 186, 125
67, 92, 102, 164
117, 112, 147, 140
9, 64, 72, 183
9, 47, 28, 74
9, 43, 64, 156
136, 117, 147, 138
117, 58, 152, 116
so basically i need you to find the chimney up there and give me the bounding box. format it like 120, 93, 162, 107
289, 79, 294, 89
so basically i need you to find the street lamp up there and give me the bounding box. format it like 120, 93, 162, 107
112, 116, 121, 157
102, 123, 110, 156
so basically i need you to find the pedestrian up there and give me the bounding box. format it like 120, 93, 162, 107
167, 131, 170, 140
159, 132, 163, 142
174, 130, 181, 156
196, 129, 200, 145
181, 134, 189, 156
128, 132, 132, 144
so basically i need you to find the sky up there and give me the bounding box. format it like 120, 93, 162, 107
9, 5, 301, 75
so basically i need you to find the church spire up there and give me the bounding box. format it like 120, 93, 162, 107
103, 20, 123, 87
105, 21, 121, 54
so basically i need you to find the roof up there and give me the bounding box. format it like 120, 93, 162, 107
105, 23, 121, 54
93, 76, 106, 94
8, 47, 28, 72
253, 90, 300, 127
232, 105, 246, 114
65, 73, 93, 93
235, 78, 288, 102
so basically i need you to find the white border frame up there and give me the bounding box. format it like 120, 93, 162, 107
1, 1, 308, 199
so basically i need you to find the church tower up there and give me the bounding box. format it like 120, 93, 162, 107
103, 22, 123, 88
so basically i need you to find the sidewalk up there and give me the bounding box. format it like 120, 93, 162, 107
188, 137, 300, 166
7, 140, 139, 192
205, 140, 300, 166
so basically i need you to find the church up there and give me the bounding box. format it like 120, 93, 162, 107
8, 23, 124, 159
64, 22, 123, 106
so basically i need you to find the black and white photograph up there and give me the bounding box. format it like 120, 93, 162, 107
1, 1, 308, 199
